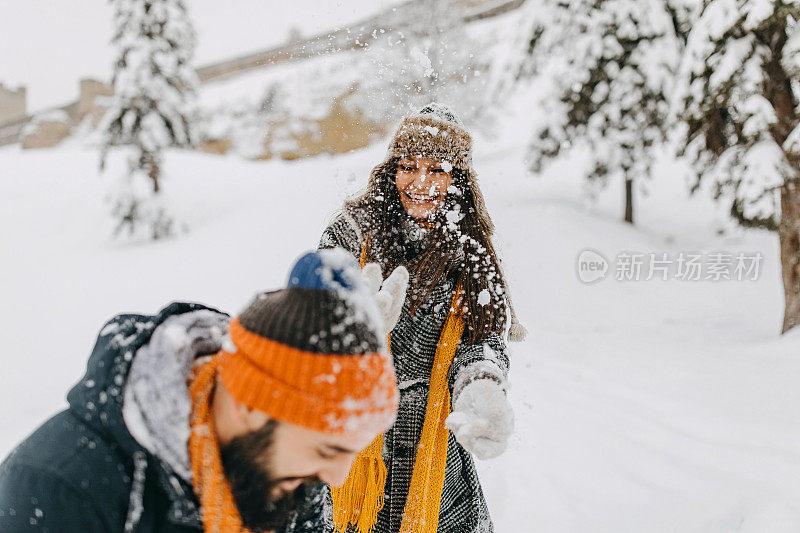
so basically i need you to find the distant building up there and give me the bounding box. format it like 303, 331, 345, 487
20, 110, 71, 149
76, 78, 114, 126
0, 83, 26, 122
2, 77, 113, 149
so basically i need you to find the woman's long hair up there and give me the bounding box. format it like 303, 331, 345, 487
345, 157, 508, 343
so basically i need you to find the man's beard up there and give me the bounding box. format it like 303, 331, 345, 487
220, 419, 321, 532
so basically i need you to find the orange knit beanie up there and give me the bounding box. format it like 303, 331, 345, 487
217, 249, 399, 435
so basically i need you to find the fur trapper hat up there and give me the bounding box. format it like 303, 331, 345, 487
364, 103, 494, 236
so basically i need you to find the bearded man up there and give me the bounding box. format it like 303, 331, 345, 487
0, 248, 408, 532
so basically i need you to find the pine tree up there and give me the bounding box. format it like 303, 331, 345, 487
678, 0, 800, 333
100, 0, 197, 239
505, 0, 692, 224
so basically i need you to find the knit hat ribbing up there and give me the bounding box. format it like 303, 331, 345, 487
388, 102, 473, 171
217, 249, 399, 435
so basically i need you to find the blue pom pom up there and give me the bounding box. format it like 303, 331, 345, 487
287, 249, 360, 291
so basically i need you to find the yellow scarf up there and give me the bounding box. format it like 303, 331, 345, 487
189, 357, 252, 533
331, 245, 465, 532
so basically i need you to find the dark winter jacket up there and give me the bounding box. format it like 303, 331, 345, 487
0, 302, 328, 533
319, 213, 510, 533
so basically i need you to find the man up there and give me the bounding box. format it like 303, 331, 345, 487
0, 249, 408, 532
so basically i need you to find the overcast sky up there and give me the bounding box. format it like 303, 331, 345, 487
0, 0, 398, 112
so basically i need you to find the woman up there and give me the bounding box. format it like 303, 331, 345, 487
319, 103, 525, 533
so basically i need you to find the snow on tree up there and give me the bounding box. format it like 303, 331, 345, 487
677, 0, 800, 333
211, 82, 286, 159
500, 0, 693, 224
99, 0, 198, 239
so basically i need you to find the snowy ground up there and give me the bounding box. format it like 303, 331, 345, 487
1, 107, 800, 531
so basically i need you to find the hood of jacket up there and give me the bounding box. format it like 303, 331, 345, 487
66, 301, 229, 530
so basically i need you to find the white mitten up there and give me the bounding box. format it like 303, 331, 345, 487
361, 263, 409, 334
446, 379, 514, 460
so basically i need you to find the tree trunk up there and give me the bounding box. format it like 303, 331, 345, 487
780, 180, 800, 333
144, 152, 160, 193
624, 178, 633, 224
760, 23, 800, 333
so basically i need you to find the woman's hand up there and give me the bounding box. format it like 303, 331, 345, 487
361, 263, 409, 334
446, 379, 514, 460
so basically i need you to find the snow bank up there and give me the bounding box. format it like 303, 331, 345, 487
1, 102, 799, 531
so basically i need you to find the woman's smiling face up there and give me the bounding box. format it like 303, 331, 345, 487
394, 156, 453, 220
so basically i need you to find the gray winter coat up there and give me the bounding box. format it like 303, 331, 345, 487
319, 213, 510, 533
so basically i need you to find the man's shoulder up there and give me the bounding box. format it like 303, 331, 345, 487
1, 409, 132, 489
0, 410, 131, 528
0, 411, 134, 531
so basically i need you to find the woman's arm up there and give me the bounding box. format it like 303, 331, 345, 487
319, 212, 409, 336
318, 212, 362, 258
448, 331, 509, 399
446, 331, 514, 460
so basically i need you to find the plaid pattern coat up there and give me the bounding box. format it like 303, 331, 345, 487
319, 212, 510, 533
